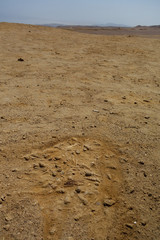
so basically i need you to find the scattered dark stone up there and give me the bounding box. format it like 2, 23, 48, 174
143, 99, 150, 102
39, 163, 45, 168
75, 188, 81, 193
130, 189, 135, 194
64, 179, 77, 187
104, 99, 108, 102
85, 172, 92, 177
122, 96, 126, 99
52, 172, 56, 177
106, 173, 112, 180
84, 145, 90, 150
18, 58, 24, 62
144, 172, 147, 177
33, 164, 39, 169
134, 102, 137, 104
126, 223, 133, 229
144, 116, 150, 119
141, 222, 146, 226
119, 158, 128, 163
1, 196, 6, 201
54, 157, 61, 161
138, 161, 144, 165
24, 156, 29, 161
129, 207, 133, 210
56, 189, 65, 194
103, 198, 115, 207
107, 166, 117, 170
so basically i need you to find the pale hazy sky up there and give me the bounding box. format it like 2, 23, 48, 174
0, 0, 160, 26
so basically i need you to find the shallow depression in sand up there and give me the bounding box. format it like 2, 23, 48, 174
21, 137, 122, 240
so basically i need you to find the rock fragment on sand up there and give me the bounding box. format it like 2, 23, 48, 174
85, 171, 92, 177
126, 223, 134, 229
75, 150, 80, 154
103, 198, 115, 207
39, 163, 45, 168
64, 196, 71, 204
49, 226, 56, 235
18, 58, 24, 61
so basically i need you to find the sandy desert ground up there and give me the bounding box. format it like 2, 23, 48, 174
0, 23, 160, 240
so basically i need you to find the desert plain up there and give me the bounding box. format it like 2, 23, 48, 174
0, 23, 160, 240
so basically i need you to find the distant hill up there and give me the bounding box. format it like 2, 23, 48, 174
135, 24, 160, 28
41, 23, 65, 27
41, 23, 130, 28
95, 23, 129, 27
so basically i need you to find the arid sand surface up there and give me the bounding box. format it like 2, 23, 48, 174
0, 23, 160, 240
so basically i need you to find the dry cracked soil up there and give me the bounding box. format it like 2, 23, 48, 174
0, 23, 160, 240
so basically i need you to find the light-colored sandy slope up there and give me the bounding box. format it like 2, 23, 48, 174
0, 23, 160, 240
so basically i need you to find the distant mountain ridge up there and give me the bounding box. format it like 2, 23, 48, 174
41, 23, 130, 28
40, 23, 160, 28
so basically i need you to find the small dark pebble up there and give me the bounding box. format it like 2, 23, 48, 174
144, 172, 147, 177
85, 172, 92, 177
24, 156, 29, 161
54, 157, 61, 161
52, 172, 56, 177
75, 188, 81, 194
126, 223, 133, 229
18, 58, 24, 62
138, 161, 144, 165
141, 222, 146, 226
39, 163, 45, 168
